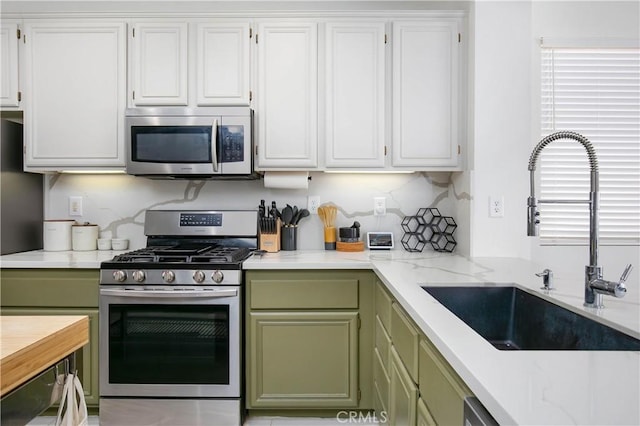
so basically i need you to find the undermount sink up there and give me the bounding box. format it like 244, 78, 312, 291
422, 285, 640, 351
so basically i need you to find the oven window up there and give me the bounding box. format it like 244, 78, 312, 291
132, 126, 212, 163
108, 305, 229, 385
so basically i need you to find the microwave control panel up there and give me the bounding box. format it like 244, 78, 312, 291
220, 126, 244, 163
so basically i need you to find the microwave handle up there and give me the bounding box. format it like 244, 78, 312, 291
212, 118, 219, 172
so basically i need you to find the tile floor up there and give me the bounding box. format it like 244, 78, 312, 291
29, 415, 379, 425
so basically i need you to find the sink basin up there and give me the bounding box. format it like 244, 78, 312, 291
422, 286, 640, 351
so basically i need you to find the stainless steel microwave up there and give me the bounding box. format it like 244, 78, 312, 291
125, 107, 257, 179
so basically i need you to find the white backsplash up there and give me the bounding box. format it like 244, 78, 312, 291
44, 171, 470, 254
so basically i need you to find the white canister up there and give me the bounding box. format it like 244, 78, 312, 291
43, 220, 76, 251
71, 223, 99, 251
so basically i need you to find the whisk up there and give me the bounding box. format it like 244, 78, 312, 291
318, 205, 336, 228
318, 205, 337, 250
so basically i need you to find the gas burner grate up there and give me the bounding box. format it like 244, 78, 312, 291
109, 246, 251, 265
111, 254, 156, 263
191, 247, 252, 264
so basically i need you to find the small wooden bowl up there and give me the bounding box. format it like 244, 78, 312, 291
336, 241, 365, 252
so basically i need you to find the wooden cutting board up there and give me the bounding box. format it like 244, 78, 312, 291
0, 315, 89, 397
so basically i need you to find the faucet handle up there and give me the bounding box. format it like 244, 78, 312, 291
620, 264, 633, 283
536, 269, 554, 290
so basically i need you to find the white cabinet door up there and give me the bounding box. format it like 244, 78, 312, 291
255, 22, 318, 169
0, 21, 20, 108
325, 22, 386, 168
392, 21, 459, 168
130, 22, 188, 106
196, 23, 250, 106
23, 21, 126, 169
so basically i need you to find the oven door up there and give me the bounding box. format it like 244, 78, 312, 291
99, 286, 240, 398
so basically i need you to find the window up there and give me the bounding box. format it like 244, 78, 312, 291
540, 42, 640, 243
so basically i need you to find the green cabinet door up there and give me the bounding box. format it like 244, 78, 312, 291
248, 311, 359, 408
417, 397, 437, 426
389, 346, 417, 426
0, 307, 100, 406
419, 339, 472, 426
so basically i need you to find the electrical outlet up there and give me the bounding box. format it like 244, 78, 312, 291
374, 197, 386, 216
308, 196, 321, 214
489, 196, 504, 218
69, 196, 83, 216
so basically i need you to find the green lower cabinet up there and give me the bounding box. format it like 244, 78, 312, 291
248, 311, 359, 408
416, 397, 437, 426
419, 339, 472, 426
0, 269, 100, 407
373, 348, 390, 425
245, 270, 375, 411
389, 346, 418, 426
375, 280, 475, 426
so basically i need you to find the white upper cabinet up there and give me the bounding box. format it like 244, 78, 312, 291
0, 21, 21, 109
129, 21, 250, 107
392, 20, 460, 168
23, 21, 126, 170
255, 22, 318, 169
130, 22, 189, 106
325, 22, 386, 168
196, 23, 250, 106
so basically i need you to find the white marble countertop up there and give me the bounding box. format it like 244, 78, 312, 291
2, 249, 639, 425
0, 249, 126, 269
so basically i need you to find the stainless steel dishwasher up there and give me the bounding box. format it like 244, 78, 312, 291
463, 397, 499, 426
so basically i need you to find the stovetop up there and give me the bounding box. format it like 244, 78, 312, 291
100, 209, 258, 285
100, 244, 252, 285
107, 244, 252, 266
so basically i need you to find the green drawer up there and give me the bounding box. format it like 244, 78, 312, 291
375, 280, 393, 331
0, 269, 99, 307
390, 302, 419, 383
375, 314, 392, 373
249, 279, 359, 309
373, 347, 390, 412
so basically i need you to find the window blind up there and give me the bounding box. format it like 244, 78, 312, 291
540, 45, 640, 243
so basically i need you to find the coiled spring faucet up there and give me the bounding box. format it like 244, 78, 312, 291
527, 131, 633, 308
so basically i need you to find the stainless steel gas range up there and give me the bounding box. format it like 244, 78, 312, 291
98, 210, 258, 426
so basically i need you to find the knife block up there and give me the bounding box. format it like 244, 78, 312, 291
259, 219, 281, 253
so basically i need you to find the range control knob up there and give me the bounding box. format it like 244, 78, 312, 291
162, 270, 176, 283
132, 270, 146, 283
211, 270, 224, 284
193, 270, 206, 283
112, 270, 127, 282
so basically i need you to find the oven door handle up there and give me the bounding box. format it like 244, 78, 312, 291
100, 288, 237, 298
